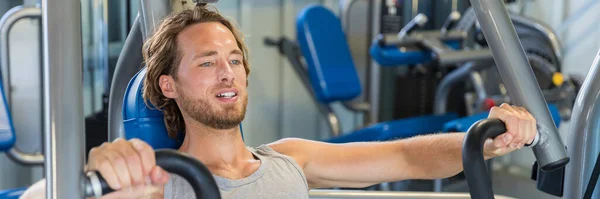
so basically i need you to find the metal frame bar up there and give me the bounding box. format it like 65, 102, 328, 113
0, 5, 44, 165
469, 0, 569, 171
564, 48, 600, 199
109, 0, 174, 141
108, 15, 144, 141
340, 0, 361, 32
42, 0, 85, 198
433, 61, 490, 115
308, 190, 516, 199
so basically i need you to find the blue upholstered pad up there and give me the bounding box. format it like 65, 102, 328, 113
122, 68, 180, 149
296, 5, 362, 103
443, 104, 562, 132
325, 113, 460, 143
0, 76, 15, 151
0, 187, 26, 199
370, 39, 462, 67
370, 43, 431, 67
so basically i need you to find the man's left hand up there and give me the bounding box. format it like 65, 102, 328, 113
483, 103, 537, 158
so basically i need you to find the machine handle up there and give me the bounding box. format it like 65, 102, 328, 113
0, 5, 44, 166
397, 13, 428, 39
462, 118, 506, 199
441, 11, 461, 34
84, 150, 221, 199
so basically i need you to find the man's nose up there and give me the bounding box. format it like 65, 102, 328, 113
218, 60, 235, 82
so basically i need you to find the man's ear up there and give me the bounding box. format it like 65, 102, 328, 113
159, 75, 177, 99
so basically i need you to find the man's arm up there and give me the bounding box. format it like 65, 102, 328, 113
270, 133, 470, 189
269, 104, 536, 189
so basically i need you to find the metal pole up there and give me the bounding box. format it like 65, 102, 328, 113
469, 0, 569, 171
369, 0, 381, 124
42, 0, 85, 198
564, 49, 600, 199
108, 16, 144, 141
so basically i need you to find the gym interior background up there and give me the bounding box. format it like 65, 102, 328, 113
0, 0, 597, 198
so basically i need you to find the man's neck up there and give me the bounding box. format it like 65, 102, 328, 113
177, 121, 254, 169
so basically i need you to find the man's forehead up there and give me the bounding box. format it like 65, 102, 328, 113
180, 22, 232, 39
177, 22, 239, 52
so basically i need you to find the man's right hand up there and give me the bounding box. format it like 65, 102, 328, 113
87, 138, 170, 198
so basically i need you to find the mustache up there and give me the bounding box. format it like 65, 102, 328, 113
212, 82, 241, 91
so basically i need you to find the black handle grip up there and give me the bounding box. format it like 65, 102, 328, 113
264, 37, 281, 46
84, 149, 221, 199
462, 118, 507, 199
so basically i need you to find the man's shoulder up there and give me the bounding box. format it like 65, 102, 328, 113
263, 138, 322, 168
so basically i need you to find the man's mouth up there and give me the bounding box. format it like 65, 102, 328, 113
216, 91, 238, 99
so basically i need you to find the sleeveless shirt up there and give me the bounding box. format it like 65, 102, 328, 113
163, 145, 310, 198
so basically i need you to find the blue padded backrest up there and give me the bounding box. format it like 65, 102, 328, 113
0, 75, 15, 151
123, 68, 180, 149
296, 5, 362, 103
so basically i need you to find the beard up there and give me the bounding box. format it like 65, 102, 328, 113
177, 86, 248, 130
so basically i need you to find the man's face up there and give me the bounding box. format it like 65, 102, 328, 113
160, 22, 248, 130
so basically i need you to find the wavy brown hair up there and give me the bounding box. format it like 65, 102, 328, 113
142, 5, 250, 139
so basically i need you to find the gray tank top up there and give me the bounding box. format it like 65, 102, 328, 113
163, 145, 310, 198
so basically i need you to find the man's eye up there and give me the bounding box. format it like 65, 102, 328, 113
200, 62, 213, 67
231, 60, 241, 65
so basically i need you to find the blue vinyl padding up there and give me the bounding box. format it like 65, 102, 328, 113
0, 187, 26, 199
123, 68, 181, 149
370, 40, 462, 67
325, 113, 459, 143
296, 5, 362, 103
0, 71, 15, 151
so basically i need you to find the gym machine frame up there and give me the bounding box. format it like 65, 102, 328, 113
0, 5, 44, 165
463, 0, 600, 198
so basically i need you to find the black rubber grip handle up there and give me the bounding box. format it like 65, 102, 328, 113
264, 37, 280, 46
85, 149, 221, 199
462, 118, 507, 199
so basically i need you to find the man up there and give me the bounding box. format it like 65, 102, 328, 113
22, 5, 537, 199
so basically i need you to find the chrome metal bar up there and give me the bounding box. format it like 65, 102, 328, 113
469, 71, 488, 109
308, 190, 516, 199
108, 16, 143, 141
564, 48, 600, 199
326, 112, 341, 137
42, 0, 85, 198
340, 0, 360, 32
437, 49, 493, 66
0, 5, 44, 166
369, 0, 382, 124
7, 148, 43, 165
434, 62, 487, 115
469, 0, 569, 171
0, 6, 41, 109
342, 101, 370, 113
